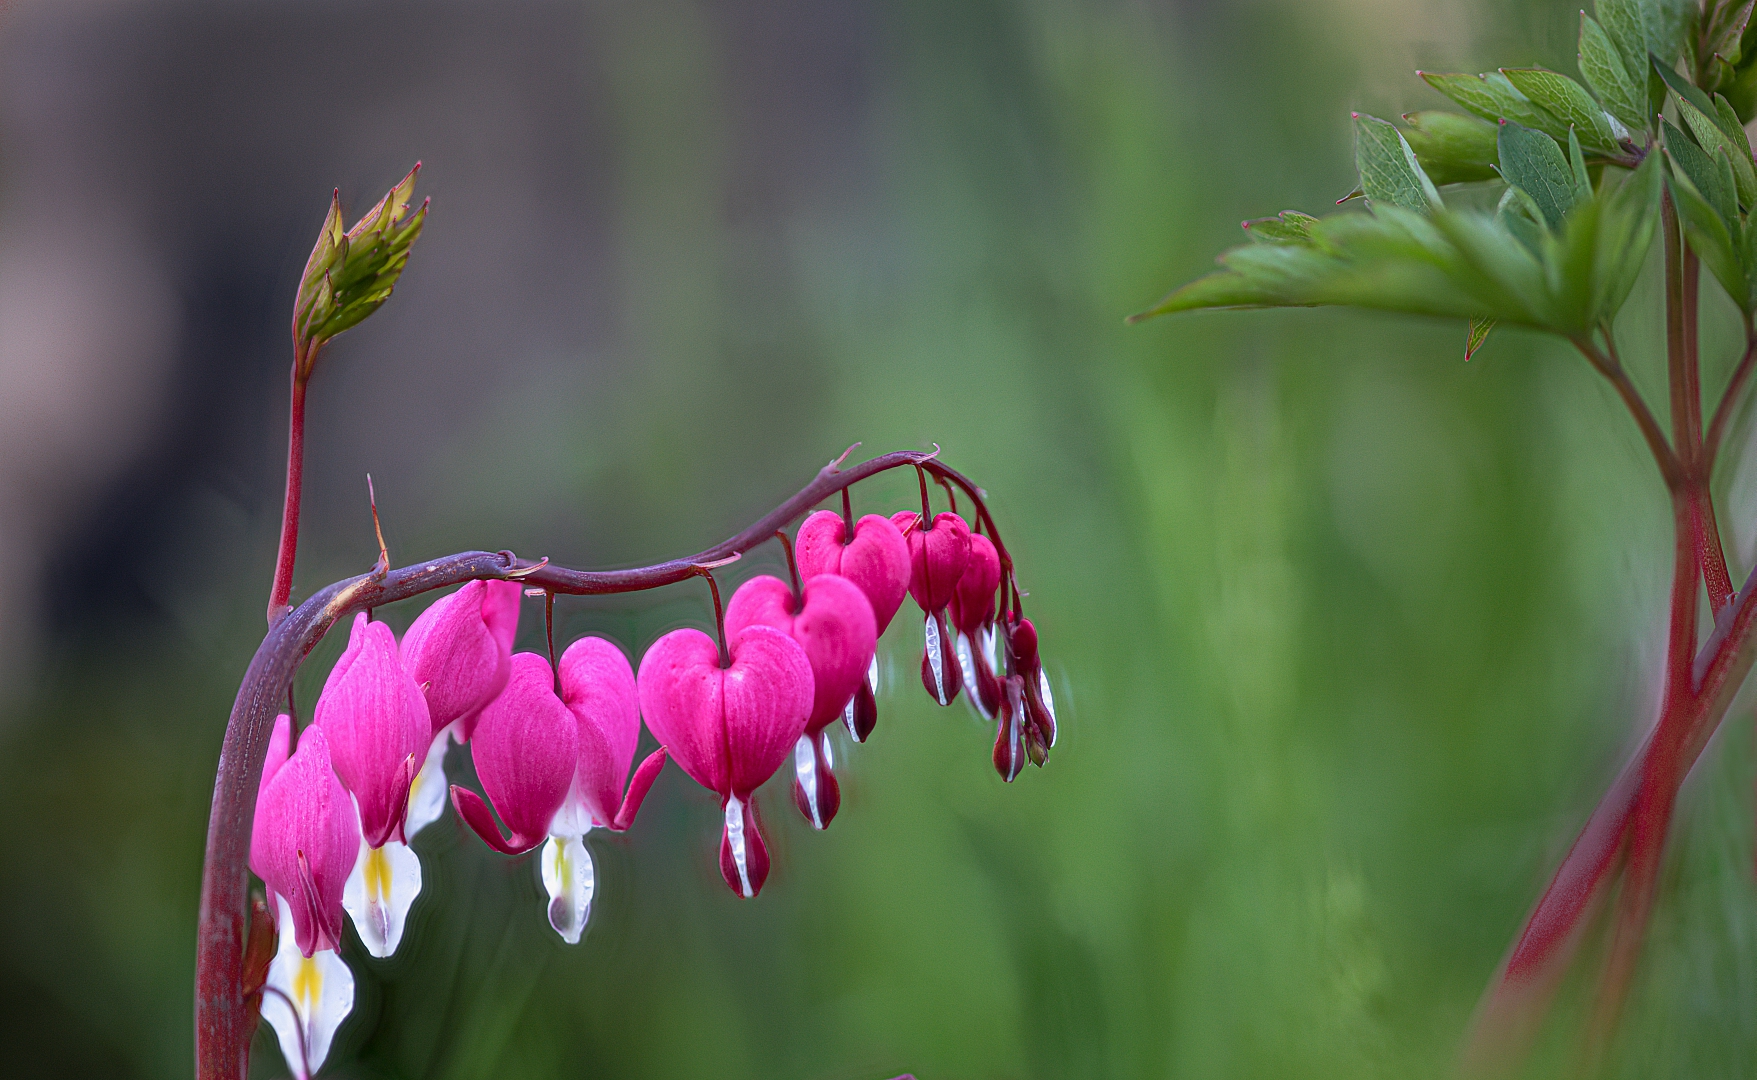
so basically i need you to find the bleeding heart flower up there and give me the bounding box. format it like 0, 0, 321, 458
637, 624, 813, 896
450, 652, 579, 856
993, 615, 1057, 781
539, 636, 668, 943
315, 612, 429, 849
950, 533, 1003, 720
725, 573, 877, 829
400, 580, 522, 841
892, 510, 971, 706
796, 510, 909, 742
250, 719, 358, 958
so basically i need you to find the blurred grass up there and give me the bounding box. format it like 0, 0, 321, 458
7, 0, 1757, 1077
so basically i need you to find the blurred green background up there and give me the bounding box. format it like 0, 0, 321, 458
4, 0, 1757, 1076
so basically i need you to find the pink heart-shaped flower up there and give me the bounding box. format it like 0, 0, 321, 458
452, 652, 578, 855
315, 612, 430, 848
892, 511, 971, 615
250, 723, 359, 957
795, 511, 911, 634
637, 624, 813, 895
725, 574, 876, 734
557, 635, 667, 833
949, 533, 1001, 636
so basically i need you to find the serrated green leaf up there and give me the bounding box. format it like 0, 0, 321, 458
1672, 168, 1748, 306
1401, 111, 1499, 184
1466, 316, 1496, 359
1502, 68, 1621, 149
1498, 120, 1579, 228
1420, 71, 1568, 139
1243, 211, 1321, 244
1354, 113, 1443, 212
1581, 14, 1650, 127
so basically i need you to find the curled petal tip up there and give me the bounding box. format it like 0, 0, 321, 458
611, 747, 668, 832
450, 785, 542, 855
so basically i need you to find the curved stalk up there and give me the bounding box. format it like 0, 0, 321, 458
196, 447, 1009, 1077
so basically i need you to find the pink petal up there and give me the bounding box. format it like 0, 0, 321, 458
611, 747, 668, 831
948, 533, 1001, 635
401, 581, 515, 737
636, 628, 731, 796
250, 725, 359, 956
721, 625, 814, 796
795, 511, 911, 634
450, 786, 540, 855
258, 713, 293, 802
467, 652, 578, 852
726, 574, 876, 734
482, 580, 522, 654
894, 512, 970, 614
315, 614, 429, 848
558, 636, 640, 826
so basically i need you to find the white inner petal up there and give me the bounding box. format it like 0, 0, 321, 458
794, 734, 821, 829
979, 626, 997, 670
867, 653, 879, 693
403, 727, 455, 841
263, 897, 355, 1079
923, 614, 947, 704
725, 795, 753, 898
842, 695, 859, 740
954, 632, 990, 720
539, 833, 596, 945
1039, 669, 1058, 744
342, 836, 422, 959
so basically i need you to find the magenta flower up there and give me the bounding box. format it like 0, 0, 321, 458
450, 652, 579, 856
891, 509, 971, 706
540, 636, 668, 943
795, 510, 909, 741
249, 718, 358, 957
315, 613, 430, 849
399, 580, 521, 841
637, 624, 813, 897
725, 573, 876, 829
994, 615, 1057, 782
950, 532, 1003, 720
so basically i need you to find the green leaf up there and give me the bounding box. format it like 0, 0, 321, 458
1672, 167, 1748, 306
1568, 128, 1595, 205
1716, 92, 1755, 159
1600, 0, 1652, 78
1242, 211, 1320, 244
1354, 113, 1443, 212
1401, 111, 1499, 184
1647, 0, 1698, 65
1580, 14, 1649, 128
1674, 94, 1757, 206
1497, 184, 1550, 256
1465, 316, 1496, 359
1705, 0, 1755, 66
1652, 52, 1720, 115
1592, 152, 1664, 317
1420, 71, 1569, 139
1665, 118, 1732, 220
1501, 68, 1622, 149
1497, 120, 1579, 228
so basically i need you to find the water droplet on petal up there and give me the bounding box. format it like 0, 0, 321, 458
540, 834, 596, 944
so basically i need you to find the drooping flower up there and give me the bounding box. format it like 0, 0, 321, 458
541, 635, 668, 943
993, 615, 1058, 782
725, 573, 876, 829
891, 509, 971, 706
399, 579, 521, 839
637, 624, 813, 896
450, 652, 579, 855
949, 533, 1003, 720
795, 510, 910, 741
314, 613, 431, 957
249, 719, 358, 958
260, 893, 355, 1080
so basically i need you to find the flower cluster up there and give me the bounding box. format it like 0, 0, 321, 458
246, 495, 1050, 1077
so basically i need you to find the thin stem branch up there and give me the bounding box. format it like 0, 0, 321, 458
1704, 321, 1757, 477
1571, 336, 1683, 488
266, 372, 309, 623
198, 448, 1009, 1079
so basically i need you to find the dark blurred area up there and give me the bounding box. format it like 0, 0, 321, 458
3, 0, 1754, 1077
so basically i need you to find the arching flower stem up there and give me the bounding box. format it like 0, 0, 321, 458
198, 447, 1020, 1079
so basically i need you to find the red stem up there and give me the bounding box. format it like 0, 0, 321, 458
266, 372, 308, 623
197, 449, 1013, 1077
